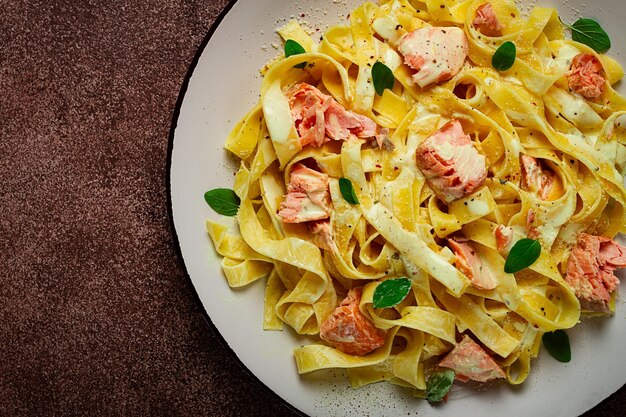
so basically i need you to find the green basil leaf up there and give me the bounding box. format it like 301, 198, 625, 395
569, 18, 611, 53
338, 177, 359, 205
426, 369, 455, 403
372, 61, 394, 96
492, 41, 516, 71
372, 278, 411, 308
284, 39, 307, 68
204, 188, 240, 216
504, 238, 541, 273
542, 330, 571, 363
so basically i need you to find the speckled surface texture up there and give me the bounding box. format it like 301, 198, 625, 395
0, 1, 624, 416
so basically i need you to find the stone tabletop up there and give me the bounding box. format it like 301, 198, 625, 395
1, 1, 624, 416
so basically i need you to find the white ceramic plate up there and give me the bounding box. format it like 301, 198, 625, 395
169, 1, 626, 416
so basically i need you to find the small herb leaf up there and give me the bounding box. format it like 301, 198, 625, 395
568, 18, 611, 53
339, 177, 359, 205
492, 41, 516, 71
372, 278, 411, 308
504, 238, 541, 273
204, 188, 240, 216
372, 61, 395, 96
542, 330, 571, 363
284, 39, 307, 68
426, 369, 455, 403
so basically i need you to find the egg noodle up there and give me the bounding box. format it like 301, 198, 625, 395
206, 0, 626, 396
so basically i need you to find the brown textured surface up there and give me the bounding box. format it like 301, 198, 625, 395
0, 0, 624, 416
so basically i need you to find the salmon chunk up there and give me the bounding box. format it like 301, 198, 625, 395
525, 209, 539, 240
308, 219, 334, 251
448, 239, 497, 290
286, 83, 378, 147
278, 163, 332, 223
568, 53, 605, 100
439, 334, 506, 382
565, 233, 626, 313
495, 225, 513, 252
415, 120, 487, 203
398, 26, 468, 88
319, 287, 386, 356
324, 99, 378, 140
473, 3, 503, 37
520, 155, 555, 200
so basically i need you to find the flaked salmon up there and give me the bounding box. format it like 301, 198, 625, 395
448, 238, 497, 290
398, 26, 468, 88
286, 83, 378, 147
568, 53, 605, 100
439, 334, 506, 382
278, 163, 332, 223
308, 219, 334, 251
520, 155, 555, 201
525, 209, 539, 240
495, 225, 513, 252
473, 3, 503, 37
319, 287, 386, 356
565, 233, 626, 313
415, 120, 487, 203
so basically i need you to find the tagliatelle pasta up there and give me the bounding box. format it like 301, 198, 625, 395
205, 0, 626, 398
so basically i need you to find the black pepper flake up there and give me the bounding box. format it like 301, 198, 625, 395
440, 4, 445, 8
395, 24, 403, 30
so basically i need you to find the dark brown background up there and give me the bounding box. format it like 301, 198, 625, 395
0, 0, 624, 416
